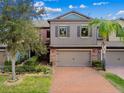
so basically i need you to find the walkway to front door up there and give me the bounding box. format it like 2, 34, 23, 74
50, 67, 119, 93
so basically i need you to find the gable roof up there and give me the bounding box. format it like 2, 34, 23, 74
33, 20, 49, 28
55, 11, 91, 20
48, 11, 92, 22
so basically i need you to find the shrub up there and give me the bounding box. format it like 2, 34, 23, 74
4, 60, 12, 66
35, 65, 51, 74
92, 60, 102, 68
4, 60, 22, 66
3, 65, 51, 74
24, 56, 38, 66
4, 66, 12, 72
41, 66, 51, 74
16, 66, 36, 73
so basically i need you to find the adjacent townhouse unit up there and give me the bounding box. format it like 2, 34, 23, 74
32, 20, 50, 62
49, 11, 124, 67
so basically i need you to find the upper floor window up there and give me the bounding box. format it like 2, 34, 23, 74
59, 26, 68, 37
55, 26, 70, 37
47, 30, 50, 38
77, 26, 92, 37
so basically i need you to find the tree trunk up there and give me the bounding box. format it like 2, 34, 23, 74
101, 40, 106, 71
5, 50, 10, 61
11, 56, 16, 80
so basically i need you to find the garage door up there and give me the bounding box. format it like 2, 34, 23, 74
106, 51, 124, 67
57, 50, 90, 67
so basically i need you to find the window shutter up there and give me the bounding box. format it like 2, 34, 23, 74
67, 26, 70, 37
55, 26, 58, 37
77, 26, 81, 37
89, 26, 92, 37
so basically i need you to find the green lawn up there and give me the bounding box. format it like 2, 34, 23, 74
0, 75, 51, 93
105, 73, 124, 93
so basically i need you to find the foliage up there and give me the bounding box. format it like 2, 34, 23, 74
0, 75, 51, 93
24, 56, 38, 66
16, 66, 36, 73
4, 60, 12, 66
0, 0, 47, 80
105, 73, 124, 93
35, 65, 52, 74
92, 60, 102, 68
89, 19, 124, 39
4, 65, 52, 74
0, 0, 47, 56
4, 66, 12, 72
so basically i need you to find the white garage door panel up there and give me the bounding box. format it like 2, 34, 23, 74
106, 52, 124, 67
57, 51, 90, 67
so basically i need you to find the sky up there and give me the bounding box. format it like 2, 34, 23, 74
34, 0, 124, 20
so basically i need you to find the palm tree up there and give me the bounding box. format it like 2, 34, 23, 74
89, 19, 123, 71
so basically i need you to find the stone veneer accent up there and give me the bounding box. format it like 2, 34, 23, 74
91, 49, 101, 61
50, 49, 57, 66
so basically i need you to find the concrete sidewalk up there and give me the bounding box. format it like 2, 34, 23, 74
50, 67, 119, 93
107, 66, 124, 79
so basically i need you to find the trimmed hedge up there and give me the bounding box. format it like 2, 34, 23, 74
92, 60, 102, 68
3, 65, 51, 74
24, 56, 38, 66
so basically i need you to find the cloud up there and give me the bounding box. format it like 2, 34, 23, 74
116, 10, 124, 15
80, 4, 86, 8
45, 7, 62, 12
69, 4, 86, 9
34, 1, 44, 7
112, 16, 117, 20
107, 14, 112, 17
93, 2, 109, 6
69, 5, 77, 9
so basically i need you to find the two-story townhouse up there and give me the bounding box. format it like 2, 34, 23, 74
49, 11, 124, 67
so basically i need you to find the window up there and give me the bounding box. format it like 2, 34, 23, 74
77, 26, 91, 37
58, 26, 69, 37
80, 26, 89, 37
47, 30, 50, 38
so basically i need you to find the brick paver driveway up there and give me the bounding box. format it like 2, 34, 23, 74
50, 67, 119, 93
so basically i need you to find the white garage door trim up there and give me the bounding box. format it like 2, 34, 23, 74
56, 49, 91, 67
